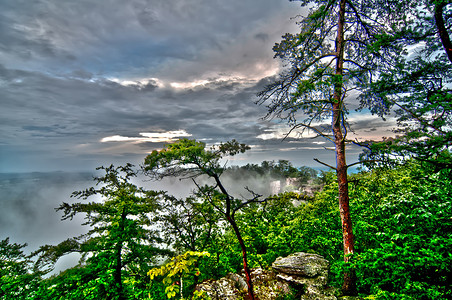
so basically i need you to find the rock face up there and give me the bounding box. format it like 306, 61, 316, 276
272, 252, 335, 300
196, 276, 242, 300
273, 252, 329, 282
196, 268, 293, 300
196, 252, 359, 300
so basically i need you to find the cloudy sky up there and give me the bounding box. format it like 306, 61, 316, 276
0, 0, 395, 173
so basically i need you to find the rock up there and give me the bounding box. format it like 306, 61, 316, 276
299, 285, 337, 300
273, 252, 329, 278
196, 252, 340, 300
196, 277, 242, 300
273, 252, 336, 299
273, 252, 330, 287
226, 273, 248, 292
249, 268, 294, 300
196, 269, 294, 300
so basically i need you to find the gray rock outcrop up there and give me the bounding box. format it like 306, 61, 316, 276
196, 268, 293, 300
272, 252, 335, 299
196, 252, 360, 300
272, 252, 329, 283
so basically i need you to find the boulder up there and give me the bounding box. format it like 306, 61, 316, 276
196, 252, 361, 299
272, 252, 330, 286
272, 252, 334, 299
196, 268, 294, 300
272, 252, 329, 282
196, 277, 242, 300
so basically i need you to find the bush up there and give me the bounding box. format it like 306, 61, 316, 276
350, 164, 452, 299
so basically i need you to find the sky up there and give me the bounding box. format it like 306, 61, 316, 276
0, 0, 396, 173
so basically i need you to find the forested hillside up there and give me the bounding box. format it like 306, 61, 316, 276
1, 153, 451, 299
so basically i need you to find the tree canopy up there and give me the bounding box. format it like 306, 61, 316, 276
143, 139, 260, 300
33, 164, 167, 300
358, 0, 452, 169
257, 0, 451, 294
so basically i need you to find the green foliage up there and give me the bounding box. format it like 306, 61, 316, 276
234, 192, 309, 268
156, 195, 221, 254
4, 150, 451, 300
258, 2, 409, 294
303, 161, 451, 298
148, 251, 210, 299
258, 0, 403, 128
32, 164, 168, 299
359, 0, 452, 169
229, 160, 451, 299
0, 238, 42, 299
208, 187, 342, 275
36, 263, 115, 300
191, 290, 210, 300
143, 139, 261, 300
143, 139, 249, 179
349, 163, 452, 299
196, 232, 240, 279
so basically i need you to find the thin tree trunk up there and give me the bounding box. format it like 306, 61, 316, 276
333, 0, 357, 295
227, 215, 255, 300
114, 244, 125, 299
212, 173, 255, 300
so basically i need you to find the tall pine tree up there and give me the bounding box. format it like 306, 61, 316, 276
258, 0, 407, 294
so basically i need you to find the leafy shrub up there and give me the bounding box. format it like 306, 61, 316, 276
350, 163, 452, 299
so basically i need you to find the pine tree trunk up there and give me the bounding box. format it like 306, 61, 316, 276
333, 0, 357, 295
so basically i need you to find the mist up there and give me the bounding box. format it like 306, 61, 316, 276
0, 166, 283, 275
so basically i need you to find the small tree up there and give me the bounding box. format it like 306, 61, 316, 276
143, 139, 262, 300
0, 238, 42, 299
148, 251, 210, 299
33, 164, 167, 299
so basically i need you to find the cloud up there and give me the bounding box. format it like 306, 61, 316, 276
0, 64, 275, 171
347, 112, 397, 140
0, 0, 301, 81
101, 130, 192, 143
0, 0, 396, 173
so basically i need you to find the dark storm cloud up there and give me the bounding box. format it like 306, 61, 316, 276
0, 0, 301, 79
0, 0, 306, 172
0, 64, 276, 171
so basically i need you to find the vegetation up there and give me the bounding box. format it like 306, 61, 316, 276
31, 164, 169, 299
148, 251, 210, 299
257, 0, 451, 294
1, 0, 451, 299
1, 156, 450, 299
0, 238, 42, 299
358, 0, 452, 170
256, 0, 406, 293
143, 139, 259, 300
